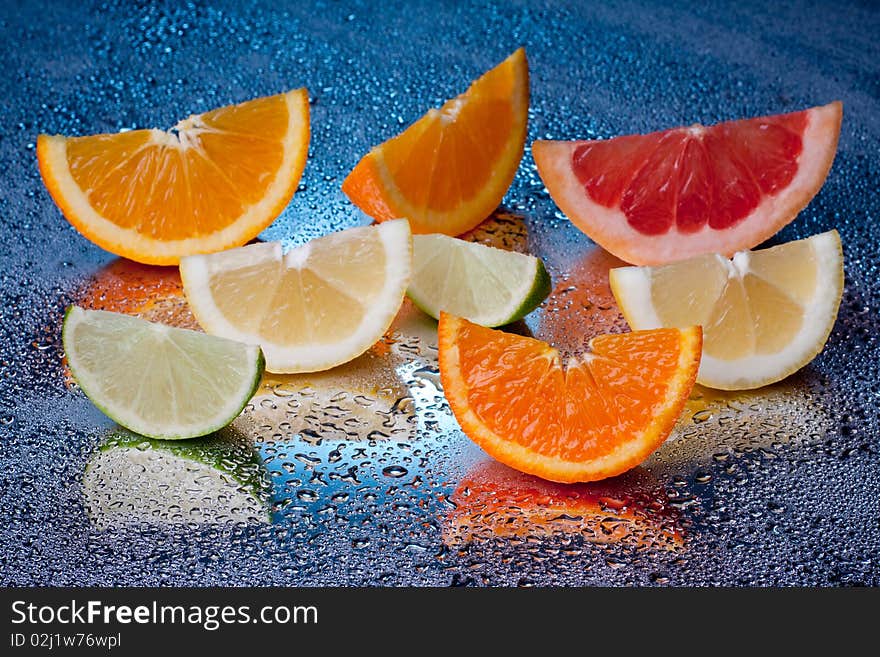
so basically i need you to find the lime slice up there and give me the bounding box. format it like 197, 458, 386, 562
63, 306, 264, 439
406, 234, 551, 327
83, 426, 272, 529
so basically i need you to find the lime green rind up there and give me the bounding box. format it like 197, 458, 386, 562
498, 257, 552, 326
63, 305, 265, 441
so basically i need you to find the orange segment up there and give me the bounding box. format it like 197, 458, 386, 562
438, 313, 701, 483
37, 89, 310, 265
342, 49, 529, 236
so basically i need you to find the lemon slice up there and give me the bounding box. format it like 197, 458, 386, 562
609, 230, 843, 390
407, 234, 551, 327
180, 219, 412, 373
63, 306, 264, 439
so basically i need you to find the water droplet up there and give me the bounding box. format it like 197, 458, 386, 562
382, 465, 408, 478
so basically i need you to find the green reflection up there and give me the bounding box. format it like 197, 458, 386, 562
83, 425, 272, 530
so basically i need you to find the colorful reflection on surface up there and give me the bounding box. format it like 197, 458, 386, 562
83, 426, 271, 530
444, 459, 684, 551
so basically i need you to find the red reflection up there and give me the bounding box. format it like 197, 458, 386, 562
444, 459, 684, 551
536, 245, 629, 355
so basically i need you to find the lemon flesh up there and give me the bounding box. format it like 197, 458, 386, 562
180, 219, 412, 373
610, 230, 843, 390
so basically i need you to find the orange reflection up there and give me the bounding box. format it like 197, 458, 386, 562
536, 245, 629, 355
65, 259, 196, 386
459, 209, 529, 253
74, 257, 196, 327
444, 459, 684, 551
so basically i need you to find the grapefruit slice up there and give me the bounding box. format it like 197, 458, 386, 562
533, 102, 842, 265
38, 89, 310, 265
438, 313, 702, 483
342, 49, 529, 236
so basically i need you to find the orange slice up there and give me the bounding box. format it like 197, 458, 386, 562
37, 89, 310, 265
533, 102, 841, 265
438, 313, 701, 483
342, 49, 529, 236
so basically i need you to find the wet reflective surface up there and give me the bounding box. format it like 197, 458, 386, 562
1, 0, 878, 586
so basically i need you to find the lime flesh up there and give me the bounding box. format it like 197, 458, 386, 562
63, 306, 264, 439
407, 234, 551, 327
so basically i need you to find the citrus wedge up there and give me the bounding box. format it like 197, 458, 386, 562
38, 88, 310, 265
63, 306, 264, 439
342, 49, 529, 236
438, 313, 702, 483
533, 102, 842, 265
407, 234, 550, 326
609, 229, 844, 390
179, 219, 412, 374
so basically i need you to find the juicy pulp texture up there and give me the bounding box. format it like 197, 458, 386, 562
408, 234, 549, 326
342, 49, 529, 236
180, 220, 412, 373
207, 237, 386, 346
37, 89, 310, 264
65, 94, 290, 239
572, 110, 807, 235
439, 314, 701, 483
650, 238, 823, 360
610, 230, 844, 389
63, 307, 264, 439
532, 102, 842, 265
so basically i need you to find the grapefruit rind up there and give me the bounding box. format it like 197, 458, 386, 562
438, 313, 702, 483
37, 89, 311, 266
532, 101, 842, 265
609, 230, 844, 390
